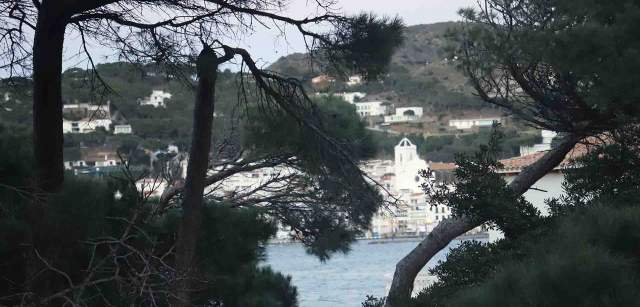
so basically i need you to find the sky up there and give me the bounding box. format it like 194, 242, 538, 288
63, 0, 477, 70
243, 0, 477, 66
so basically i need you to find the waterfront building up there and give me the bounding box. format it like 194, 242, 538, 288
134, 138, 456, 239
364, 138, 453, 238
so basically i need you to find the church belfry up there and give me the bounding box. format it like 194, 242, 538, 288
395, 138, 417, 169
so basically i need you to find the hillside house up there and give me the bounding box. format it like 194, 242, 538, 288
62, 103, 112, 134
64, 147, 122, 177
346, 75, 363, 87
448, 117, 502, 130
384, 107, 424, 124
354, 101, 387, 117
114, 124, 133, 135
140, 90, 172, 108
336, 92, 366, 103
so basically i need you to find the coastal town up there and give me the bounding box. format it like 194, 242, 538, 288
58, 81, 567, 242
1, 1, 636, 306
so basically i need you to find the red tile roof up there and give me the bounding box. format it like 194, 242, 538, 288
498, 138, 602, 174
429, 162, 457, 171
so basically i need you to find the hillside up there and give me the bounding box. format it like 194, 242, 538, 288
269, 22, 499, 117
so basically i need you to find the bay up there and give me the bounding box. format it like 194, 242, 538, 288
263, 239, 467, 307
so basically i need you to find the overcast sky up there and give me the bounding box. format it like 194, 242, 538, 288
63, 0, 476, 69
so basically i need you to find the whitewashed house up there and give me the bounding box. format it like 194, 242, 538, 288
336, 92, 366, 103
113, 124, 133, 135
62, 103, 112, 134
520, 130, 558, 156
140, 90, 172, 108
354, 101, 387, 117
346, 75, 363, 87
64, 147, 121, 172
449, 117, 502, 130
384, 107, 424, 124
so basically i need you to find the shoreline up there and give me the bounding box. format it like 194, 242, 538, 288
268, 231, 490, 245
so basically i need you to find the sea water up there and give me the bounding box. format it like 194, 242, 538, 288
264, 239, 466, 306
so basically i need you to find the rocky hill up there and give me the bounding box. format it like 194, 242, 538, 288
269, 22, 499, 117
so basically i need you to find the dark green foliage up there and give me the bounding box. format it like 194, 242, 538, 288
326, 14, 405, 80
0, 128, 298, 306
243, 95, 377, 161
551, 130, 640, 214
243, 96, 383, 260
411, 128, 640, 307
0, 78, 33, 127
423, 128, 541, 238
448, 206, 640, 307
413, 241, 500, 307
362, 295, 386, 307
456, 0, 640, 133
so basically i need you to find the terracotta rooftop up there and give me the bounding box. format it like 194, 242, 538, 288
429, 162, 457, 171
80, 147, 119, 162
498, 138, 599, 174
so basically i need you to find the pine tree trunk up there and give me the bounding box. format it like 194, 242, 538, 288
32, 2, 67, 193
174, 47, 218, 306
385, 135, 581, 306
24, 4, 68, 303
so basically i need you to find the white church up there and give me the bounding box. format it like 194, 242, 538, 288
362, 138, 454, 238
135, 137, 457, 239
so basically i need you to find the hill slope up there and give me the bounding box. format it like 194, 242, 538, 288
269, 22, 497, 116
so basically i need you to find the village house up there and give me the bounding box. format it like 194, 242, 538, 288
346, 75, 363, 87
139, 90, 172, 108
354, 101, 388, 117
62, 102, 113, 134
64, 146, 122, 176
113, 124, 133, 135
448, 117, 502, 130
383, 107, 424, 124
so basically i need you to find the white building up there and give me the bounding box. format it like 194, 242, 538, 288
336, 92, 366, 103
140, 90, 172, 108
63, 119, 112, 134
384, 107, 424, 124
520, 130, 558, 156
364, 138, 453, 238
156, 138, 455, 239
62, 103, 112, 134
64, 147, 121, 170
346, 75, 363, 87
449, 117, 502, 130
136, 178, 168, 199
354, 101, 387, 117
113, 124, 133, 135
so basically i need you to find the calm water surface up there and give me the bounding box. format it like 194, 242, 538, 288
264, 239, 464, 307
